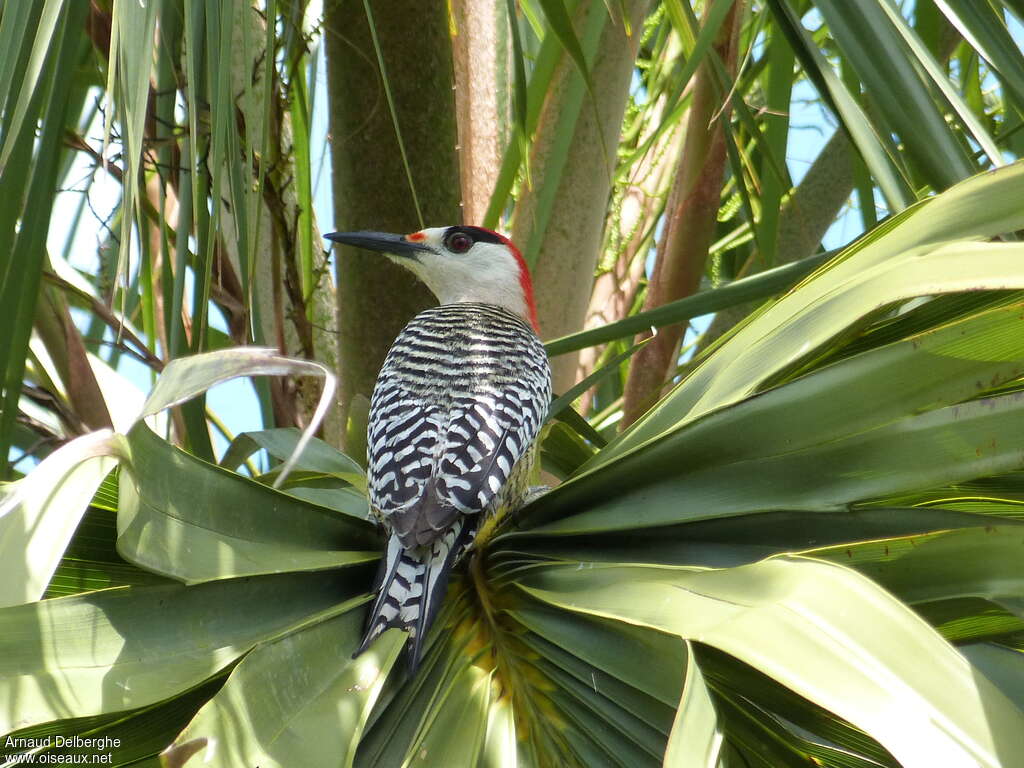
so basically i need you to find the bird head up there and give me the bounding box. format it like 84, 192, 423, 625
325, 226, 539, 332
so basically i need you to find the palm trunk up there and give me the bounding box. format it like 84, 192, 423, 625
324, 0, 463, 457
512, 0, 653, 397
620, 0, 743, 429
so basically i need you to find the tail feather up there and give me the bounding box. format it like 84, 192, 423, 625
355, 518, 475, 672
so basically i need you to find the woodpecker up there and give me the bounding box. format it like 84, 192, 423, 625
324, 225, 552, 672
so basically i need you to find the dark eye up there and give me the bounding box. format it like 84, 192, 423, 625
445, 232, 473, 254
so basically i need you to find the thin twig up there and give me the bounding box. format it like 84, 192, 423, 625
42, 271, 164, 370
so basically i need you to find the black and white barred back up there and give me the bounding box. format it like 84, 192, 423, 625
357, 302, 551, 669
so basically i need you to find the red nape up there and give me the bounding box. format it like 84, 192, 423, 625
476, 228, 540, 334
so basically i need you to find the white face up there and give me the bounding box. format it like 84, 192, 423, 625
389, 227, 530, 319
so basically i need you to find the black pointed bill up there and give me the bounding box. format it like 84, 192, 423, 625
324, 230, 433, 259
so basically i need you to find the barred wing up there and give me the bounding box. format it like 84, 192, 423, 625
367, 303, 551, 549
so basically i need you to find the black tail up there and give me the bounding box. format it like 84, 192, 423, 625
355, 518, 473, 673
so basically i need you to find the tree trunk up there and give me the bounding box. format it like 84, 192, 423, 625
324, 0, 463, 457
512, 0, 652, 397
575, 46, 687, 414
452, 0, 509, 225
620, 0, 743, 429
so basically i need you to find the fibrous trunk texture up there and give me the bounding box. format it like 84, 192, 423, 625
324, 0, 463, 456
620, 0, 742, 429
513, 0, 652, 397
452, 0, 509, 226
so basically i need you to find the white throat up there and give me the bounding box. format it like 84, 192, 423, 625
394, 242, 530, 321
